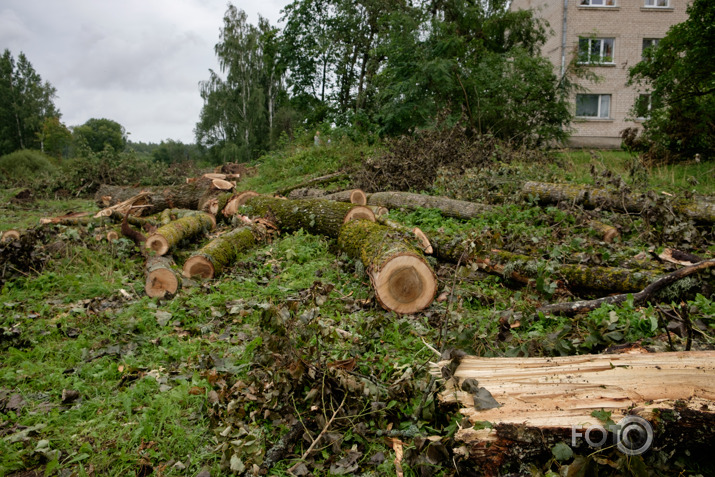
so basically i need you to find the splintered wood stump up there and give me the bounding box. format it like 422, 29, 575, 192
522, 181, 715, 223
145, 213, 215, 256
183, 226, 258, 279
145, 256, 181, 298
338, 220, 436, 314
432, 351, 715, 472
242, 195, 375, 238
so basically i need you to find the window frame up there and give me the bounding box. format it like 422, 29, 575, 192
580, 0, 617, 7
635, 94, 652, 119
641, 38, 661, 60
644, 0, 670, 8
578, 37, 616, 65
576, 94, 612, 119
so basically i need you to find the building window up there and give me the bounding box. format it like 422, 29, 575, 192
644, 0, 669, 7
580, 0, 616, 6
576, 94, 611, 118
642, 38, 661, 60
635, 94, 652, 118
578, 38, 615, 64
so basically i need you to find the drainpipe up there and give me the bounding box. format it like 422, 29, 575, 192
561, 0, 568, 76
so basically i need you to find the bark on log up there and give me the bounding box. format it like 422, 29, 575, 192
275, 171, 350, 196
428, 232, 663, 293
539, 258, 715, 316
337, 220, 437, 314
367, 192, 492, 220
94, 180, 228, 217
145, 256, 181, 298
242, 195, 375, 238
145, 213, 216, 256
522, 181, 715, 223
183, 225, 262, 279
431, 351, 715, 474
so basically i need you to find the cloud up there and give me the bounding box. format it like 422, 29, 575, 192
0, 0, 290, 143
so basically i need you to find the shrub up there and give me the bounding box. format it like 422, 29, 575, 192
0, 149, 58, 185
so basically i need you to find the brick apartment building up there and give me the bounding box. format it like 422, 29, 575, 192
510, 0, 690, 148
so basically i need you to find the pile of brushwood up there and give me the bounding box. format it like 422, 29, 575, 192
1, 147, 714, 476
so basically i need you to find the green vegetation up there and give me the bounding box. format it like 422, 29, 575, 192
0, 149, 58, 184
1, 139, 713, 475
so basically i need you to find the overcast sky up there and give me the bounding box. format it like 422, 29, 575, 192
0, 0, 290, 144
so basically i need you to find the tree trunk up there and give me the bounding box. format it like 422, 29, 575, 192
337, 220, 437, 314
242, 195, 375, 238
428, 232, 663, 294
432, 350, 715, 474
94, 179, 229, 217
275, 171, 350, 197
183, 225, 263, 279
145, 256, 181, 298
145, 213, 216, 256
522, 181, 715, 223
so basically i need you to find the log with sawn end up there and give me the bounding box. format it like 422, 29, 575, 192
183, 224, 266, 279
145, 256, 182, 298
145, 212, 215, 256
338, 219, 437, 314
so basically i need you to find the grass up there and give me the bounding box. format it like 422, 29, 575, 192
0, 145, 713, 476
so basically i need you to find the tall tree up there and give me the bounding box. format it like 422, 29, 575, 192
38, 116, 72, 159
196, 6, 284, 162
629, 0, 715, 160
72, 118, 127, 153
375, 0, 572, 145
0, 49, 60, 155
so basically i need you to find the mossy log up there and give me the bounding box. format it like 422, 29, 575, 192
145, 256, 182, 298
337, 220, 437, 314
428, 232, 662, 293
145, 213, 216, 256
522, 181, 715, 223
183, 226, 261, 279
242, 195, 375, 238
431, 351, 715, 474
589, 220, 620, 242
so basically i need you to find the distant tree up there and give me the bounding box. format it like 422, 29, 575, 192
629, 0, 714, 160
38, 116, 72, 159
72, 118, 127, 153
196, 6, 285, 162
152, 139, 201, 164
375, 0, 572, 145
0, 49, 61, 155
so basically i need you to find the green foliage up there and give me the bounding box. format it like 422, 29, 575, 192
375, 1, 571, 145
0, 149, 58, 184
0, 49, 60, 155
196, 7, 286, 163
628, 0, 715, 161
38, 116, 72, 159
71, 118, 127, 153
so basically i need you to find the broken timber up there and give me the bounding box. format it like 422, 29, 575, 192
522, 181, 715, 223
432, 351, 715, 473
145, 212, 215, 256
338, 220, 437, 314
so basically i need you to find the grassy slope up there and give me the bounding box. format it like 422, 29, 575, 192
0, 145, 713, 476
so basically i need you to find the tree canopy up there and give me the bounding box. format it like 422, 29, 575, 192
0, 49, 61, 155
72, 118, 127, 153
629, 0, 714, 160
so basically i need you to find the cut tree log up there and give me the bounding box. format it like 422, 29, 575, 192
337, 220, 437, 314
183, 224, 266, 279
145, 212, 216, 256
275, 171, 349, 196
432, 350, 715, 474
539, 258, 715, 316
522, 181, 715, 223
589, 220, 619, 243
1, 230, 21, 242
94, 179, 231, 217
241, 195, 375, 238
427, 232, 664, 293
145, 256, 181, 298
376, 217, 433, 254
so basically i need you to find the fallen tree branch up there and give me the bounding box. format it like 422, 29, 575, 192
538, 258, 715, 316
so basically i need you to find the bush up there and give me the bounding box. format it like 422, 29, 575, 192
0, 150, 58, 185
